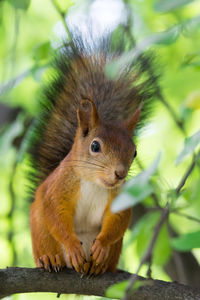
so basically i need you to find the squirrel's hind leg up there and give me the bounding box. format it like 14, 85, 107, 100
32, 230, 65, 272
30, 202, 66, 272
106, 238, 123, 272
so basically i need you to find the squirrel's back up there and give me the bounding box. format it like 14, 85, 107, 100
27, 32, 159, 191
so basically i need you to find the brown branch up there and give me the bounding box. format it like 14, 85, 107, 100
131, 204, 200, 287
124, 206, 169, 299
1, 267, 200, 300
175, 152, 200, 195
175, 160, 195, 194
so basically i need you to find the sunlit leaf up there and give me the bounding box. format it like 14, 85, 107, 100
33, 41, 51, 62
125, 213, 150, 248
106, 280, 129, 298
150, 26, 181, 45
183, 15, 200, 36
136, 212, 160, 256
171, 231, 200, 251
56, 0, 75, 13
31, 65, 48, 82
184, 90, 200, 110
111, 153, 161, 213
7, 0, 31, 10
154, 0, 194, 13
106, 279, 153, 298
105, 26, 181, 79
111, 186, 153, 213
176, 130, 200, 164
181, 51, 200, 69
153, 224, 171, 266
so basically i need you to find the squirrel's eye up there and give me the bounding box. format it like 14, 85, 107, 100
91, 140, 101, 153
134, 150, 137, 158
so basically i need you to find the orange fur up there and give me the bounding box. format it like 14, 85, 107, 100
30, 100, 138, 275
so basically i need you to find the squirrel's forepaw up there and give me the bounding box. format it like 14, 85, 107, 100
88, 260, 108, 276
82, 257, 108, 276
91, 238, 110, 265
38, 254, 62, 272
64, 238, 86, 274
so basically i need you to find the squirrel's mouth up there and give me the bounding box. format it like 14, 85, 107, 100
100, 179, 124, 189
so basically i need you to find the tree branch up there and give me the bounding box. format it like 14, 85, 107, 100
1, 267, 200, 300
175, 154, 198, 195
124, 206, 169, 299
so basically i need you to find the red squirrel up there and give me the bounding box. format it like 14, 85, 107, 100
28, 33, 157, 276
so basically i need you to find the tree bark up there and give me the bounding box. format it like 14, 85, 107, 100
0, 267, 200, 300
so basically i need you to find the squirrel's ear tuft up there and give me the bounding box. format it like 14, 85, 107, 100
125, 103, 143, 134
77, 99, 99, 136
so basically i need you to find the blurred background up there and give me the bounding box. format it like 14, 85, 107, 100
0, 0, 200, 299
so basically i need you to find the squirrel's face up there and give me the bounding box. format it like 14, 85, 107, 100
72, 99, 141, 189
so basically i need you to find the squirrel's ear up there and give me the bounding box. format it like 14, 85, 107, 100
125, 103, 143, 134
77, 99, 99, 136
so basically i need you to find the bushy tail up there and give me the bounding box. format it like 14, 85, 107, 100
26, 31, 160, 193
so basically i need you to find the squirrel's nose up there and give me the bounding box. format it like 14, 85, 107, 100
115, 165, 127, 180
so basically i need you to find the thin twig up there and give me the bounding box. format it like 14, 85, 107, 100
175, 153, 199, 195
51, 0, 72, 42
123, 205, 169, 300
172, 211, 200, 224
159, 94, 186, 135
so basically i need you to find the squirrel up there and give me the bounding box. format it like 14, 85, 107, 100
28, 32, 158, 276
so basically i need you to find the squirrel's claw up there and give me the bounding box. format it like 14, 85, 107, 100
87, 260, 107, 276
38, 254, 62, 272
64, 239, 86, 274
91, 239, 110, 265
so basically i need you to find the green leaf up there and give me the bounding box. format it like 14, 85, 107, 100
31, 65, 48, 82
136, 212, 160, 256
125, 213, 151, 248
176, 130, 200, 164
149, 25, 181, 45
7, 0, 31, 10
55, 0, 75, 13
153, 224, 171, 266
106, 280, 129, 298
171, 231, 200, 251
111, 153, 161, 213
154, 0, 194, 13
105, 26, 181, 79
33, 41, 51, 62
181, 51, 200, 69
183, 90, 200, 110
125, 212, 161, 249
183, 15, 200, 36
106, 279, 153, 298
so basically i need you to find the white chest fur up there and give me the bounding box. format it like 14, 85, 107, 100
74, 180, 108, 258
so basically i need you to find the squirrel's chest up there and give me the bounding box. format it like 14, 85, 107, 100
74, 180, 108, 233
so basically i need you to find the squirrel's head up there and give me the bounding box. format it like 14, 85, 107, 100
72, 99, 141, 189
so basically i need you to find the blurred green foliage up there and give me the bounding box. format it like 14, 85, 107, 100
0, 0, 200, 299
